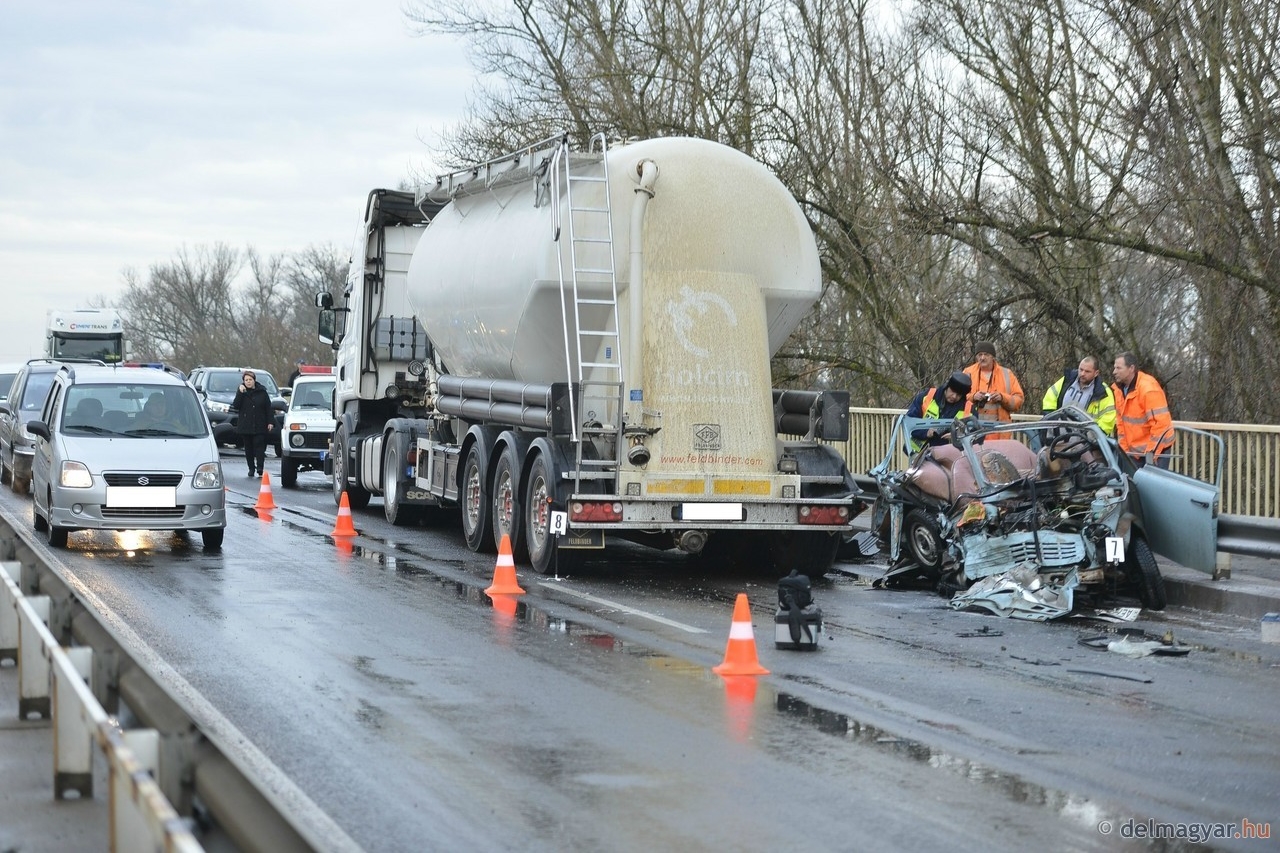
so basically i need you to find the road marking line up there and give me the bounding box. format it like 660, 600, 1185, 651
539, 583, 708, 633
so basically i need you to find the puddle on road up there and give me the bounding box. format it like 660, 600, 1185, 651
279, 517, 1178, 844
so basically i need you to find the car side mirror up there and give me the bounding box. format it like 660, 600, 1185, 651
28, 420, 50, 440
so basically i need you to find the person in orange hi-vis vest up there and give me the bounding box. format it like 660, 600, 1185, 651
962, 340, 1024, 440
1111, 351, 1174, 468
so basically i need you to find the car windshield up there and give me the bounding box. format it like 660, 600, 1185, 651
291, 382, 334, 410
62, 384, 210, 438
0, 372, 16, 401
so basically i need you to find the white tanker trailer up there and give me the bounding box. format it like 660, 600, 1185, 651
318, 134, 864, 574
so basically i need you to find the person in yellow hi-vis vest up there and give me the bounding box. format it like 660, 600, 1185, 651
963, 341, 1024, 440
1041, 356, 1117, 436
1112, 352, 1173, 468
904, 371, 973, 452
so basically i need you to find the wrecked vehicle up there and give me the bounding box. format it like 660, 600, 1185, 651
868, 408, 1222, 619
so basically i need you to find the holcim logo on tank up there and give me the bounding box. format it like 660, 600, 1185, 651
663, 287, 751, 387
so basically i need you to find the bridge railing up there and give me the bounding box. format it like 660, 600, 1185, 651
832, 408, 1280, 519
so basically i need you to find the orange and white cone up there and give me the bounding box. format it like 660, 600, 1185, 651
329, 491, 357, 537
712, 593, 769, 676
254, 472, 276, 511
485, 534, 526, 596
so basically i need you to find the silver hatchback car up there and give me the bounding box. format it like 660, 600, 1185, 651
28, 364, 227, 549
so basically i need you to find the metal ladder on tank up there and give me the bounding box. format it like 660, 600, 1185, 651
550, 133, 625, 491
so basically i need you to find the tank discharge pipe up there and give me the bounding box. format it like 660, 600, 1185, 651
628, 159, 658, 424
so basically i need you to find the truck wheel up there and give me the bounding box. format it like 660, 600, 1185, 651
461, 442, 495, 553
333, 427, 370, 510
490, 445, 528, 563
525, 451, 583, 575
383, 432, 424, 527
904, 509, 945, 574
280, 457, 298, 489
1125, 535, 1166, 611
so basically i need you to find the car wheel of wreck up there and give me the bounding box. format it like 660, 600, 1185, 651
904, 509, 945, 574
1125, 535, 1166, 611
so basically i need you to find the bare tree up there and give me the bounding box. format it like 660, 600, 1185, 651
284, 244, 349, 365
116, 242, 346, 383
119, 243, 241, 367
402, 0, 1280, 420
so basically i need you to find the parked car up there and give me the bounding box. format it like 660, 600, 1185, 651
0, 359, 90, 495
27, 363, 226, 550
0, 362, 23, 405
279, 371, 335, 488
189, 366, 286, 456
868, 407, 1221, 619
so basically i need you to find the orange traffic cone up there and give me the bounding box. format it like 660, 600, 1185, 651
330, 492, 357, 537
485, 534, 526, 595
712, 593, 769, 676
254, 472, 276, 511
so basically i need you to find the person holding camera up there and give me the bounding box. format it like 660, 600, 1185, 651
963, 340, 1024, 440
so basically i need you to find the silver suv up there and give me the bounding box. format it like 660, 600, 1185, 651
190, 366, 286, 456
28, 364, 227, 549
0, 359, 80, 495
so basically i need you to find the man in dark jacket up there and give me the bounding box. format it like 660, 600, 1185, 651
905, 371, 973, 451
232, 370, 275, 478
1041, 355, 1117, 435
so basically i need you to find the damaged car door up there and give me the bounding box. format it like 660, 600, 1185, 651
1129, 424, 1222, 573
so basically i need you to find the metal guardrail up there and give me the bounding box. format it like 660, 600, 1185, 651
2, 561, 203, 851
1218, 515, 1280, 561
0, 516, 358, 853
838, 408, 1280, 519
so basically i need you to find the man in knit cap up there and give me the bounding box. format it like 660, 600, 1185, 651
905, 370, 973, 452
963, 340, 1024, 440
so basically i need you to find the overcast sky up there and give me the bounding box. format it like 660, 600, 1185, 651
0, 1, 473, 361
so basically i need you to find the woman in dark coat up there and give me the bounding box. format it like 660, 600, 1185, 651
232, 371, 275, 478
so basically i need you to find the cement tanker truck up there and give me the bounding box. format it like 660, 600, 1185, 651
318, 134, 862, 575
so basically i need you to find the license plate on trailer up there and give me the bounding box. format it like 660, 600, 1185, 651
106, 486, 177, 508
680, 503, 744, 521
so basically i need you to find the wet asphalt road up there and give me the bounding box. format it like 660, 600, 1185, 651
3, 449, 1279, 852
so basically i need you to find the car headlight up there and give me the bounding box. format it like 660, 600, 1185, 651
59, 461, 92, 489
193, 462, 222, 489
207, 401, 231, 414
